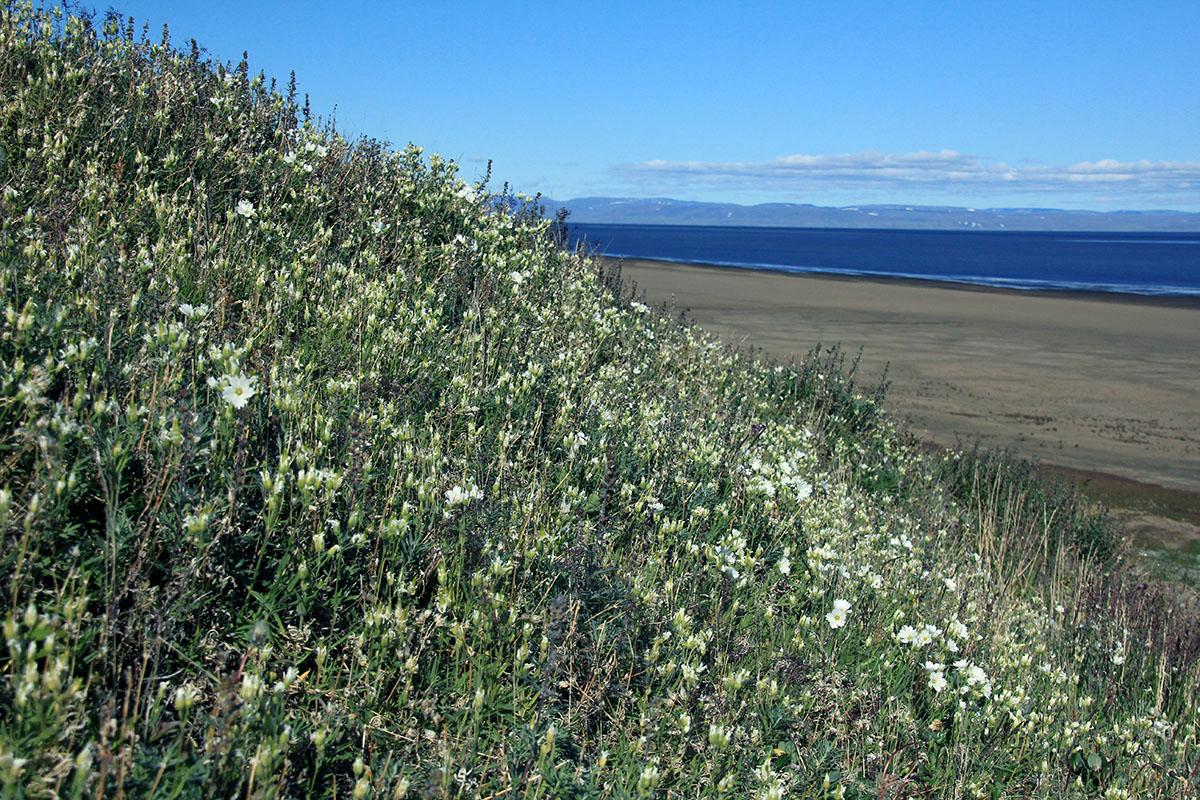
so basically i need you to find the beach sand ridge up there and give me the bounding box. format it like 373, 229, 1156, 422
614, 257, 1200, 500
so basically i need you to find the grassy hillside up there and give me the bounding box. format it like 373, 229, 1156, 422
1, 4, 1197, 798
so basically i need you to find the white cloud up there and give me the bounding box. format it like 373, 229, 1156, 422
613, 150, 1200, 205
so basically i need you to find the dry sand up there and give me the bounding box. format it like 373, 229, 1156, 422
614, 258, 1200, 498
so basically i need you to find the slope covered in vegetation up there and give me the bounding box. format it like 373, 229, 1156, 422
1, 4, 1197, 798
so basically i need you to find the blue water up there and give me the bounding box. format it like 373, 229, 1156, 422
568, 224, 1200, 296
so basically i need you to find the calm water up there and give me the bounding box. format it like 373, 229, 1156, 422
568, 223, 1200, 296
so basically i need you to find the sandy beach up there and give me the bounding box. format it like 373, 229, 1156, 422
614, 258, 1200, 503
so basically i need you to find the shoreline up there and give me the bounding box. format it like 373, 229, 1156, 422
602, 255, 1200, 309
609, 256, 1200, 502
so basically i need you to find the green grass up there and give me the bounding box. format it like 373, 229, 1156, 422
1040, 465, 1200, 530
1, 3, 1198, 798
1036, 465, 1200, 589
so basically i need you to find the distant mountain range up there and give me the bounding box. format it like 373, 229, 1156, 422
553, 197, 1200, 232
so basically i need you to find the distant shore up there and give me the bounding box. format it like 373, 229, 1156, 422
609, 257, 1200, 502
606, 256, 1200, 309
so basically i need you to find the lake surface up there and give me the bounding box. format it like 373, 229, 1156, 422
568, 223, 1200, 296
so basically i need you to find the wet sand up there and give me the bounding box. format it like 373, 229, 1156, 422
614, 258, 1200, 499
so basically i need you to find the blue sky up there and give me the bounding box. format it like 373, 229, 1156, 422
102, 1, 1199, 210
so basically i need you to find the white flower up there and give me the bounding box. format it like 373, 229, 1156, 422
708, 724, 731, 748
826, 599, 851, 629
630, 301, 650, 313
283, 151, 297, 164
235, 199, 256, 218
637, 764, 660, 794
929, 670, 948, 693
173, 684, 199, 711
179, 302, 210, 319
1111, 644, 1126, 665
456, 185, 477, 202
777, 556, 791, 576
943, 577, 957, 592
221, 374, 257, 409
896, 625, 918, 646
445, 483, 483, 506
564, 430, 588, 457
914, 623, 942, 647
